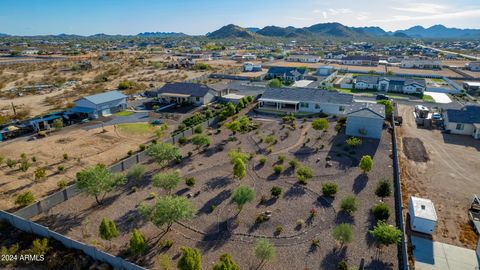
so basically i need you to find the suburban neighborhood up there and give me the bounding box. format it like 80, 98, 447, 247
0, 1, 480, 270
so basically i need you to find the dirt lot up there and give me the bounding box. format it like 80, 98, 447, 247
0, 120, 175, 211
33, 115, 398, 270
397, 104, 480, 249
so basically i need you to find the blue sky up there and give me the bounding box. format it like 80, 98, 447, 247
1, 0, 480, 35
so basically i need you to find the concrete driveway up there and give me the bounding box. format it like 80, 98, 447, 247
412, 236, 479, 270
424, 91, 452, 104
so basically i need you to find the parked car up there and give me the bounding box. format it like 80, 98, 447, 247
432, 113, 442, 120
376, 94, 389, 101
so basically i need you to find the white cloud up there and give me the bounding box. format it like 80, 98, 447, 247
392, 3, 449, 14
372, 8, 480, 23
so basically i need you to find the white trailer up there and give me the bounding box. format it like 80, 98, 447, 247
409, 196, 437, 235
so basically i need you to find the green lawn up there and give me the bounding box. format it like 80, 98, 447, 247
422, 95, 435, 102
430, 78, 445, 84
117, 123, 156, 135
114, 111, 135, 117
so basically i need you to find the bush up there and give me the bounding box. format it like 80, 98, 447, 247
194, 125, 203, 134
63, 153, 69, 160
127, 164, 146, 183
372, 203, 391, 221
337, 261, 348, 270
128, 150, 134, 156
340, 196, 358, 214
139, 144, 147, 151
57, 180, 68, 189
15, 191, 35, 206
273, 165, 283, 174
213, 253, 240, 270
156, 254, 173, 270
177, 247, 202, 270
178, 136, 188, 145
160, 239, 174, 249
19, 159, 30, 172
99, 218, 119, 240
296, 165, 313, 183
270, 186, 282, 197
312, 118, 329, 130
6, 159, 17, 168
264, 135, 277, 145
129, 229, 146, 255
57, 165, 65, 172
375, 178, 392, 198
275, 226, 283, 235
322, 182, 338, 197
259, 157, 267, 165
288, 159, 299, 169
359, 155, 373, 174
296, 219, 305, 229
34, 167, 46, 181
256, 213, 268, 223
185, 177, 195, 187
277, 155, 286, 163
345, 137, 362, 148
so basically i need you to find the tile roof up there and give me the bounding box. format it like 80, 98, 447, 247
82, 90, 127, 105
157, 83, 215, 97
446, 105, 480, 124
260, 88, 353, 104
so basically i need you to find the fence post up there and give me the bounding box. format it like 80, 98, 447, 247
136, 154, 139, 164
121, 161, 124, 172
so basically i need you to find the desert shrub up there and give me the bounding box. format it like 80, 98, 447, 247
127, 164, 146, 183
128, 150, 134, 156
340, 196, 358, 214
359, 155, 373, 174
57, 180, 68, 189
296, 219, 305, 229
337, 261, 348, 270
99, 218, 118, 240
277, 155, 286, 163
273, 165, 283, 174
213, 253, 240, 270
275, 226, 283, 235
375, 178, 392, 198
333, 224, 353, 247
25, 238, 50, 256
185, 177, 195, 187
372, 203, 391, 221
312, 118, 329, 130
129, 229, 146, 255
288, 159, 299, 169
34, 167, 47, 181
322, 182, 338, 197
6, 159, 17, 168
139, 144, 147, 151
159, 239, 174, 249
177, 247, 202, 270
19, 158, 30, 172
270, 186, 282, 197
57, 165, 65, 172
15, 191, 35, 206
345, 137, 362, 148
259, 156, 267, 165
156, 254, 173, 270
63, 153, 69, 160
194, 125, 203, 134
296, 165, 313, 183
264, 135, 277, 145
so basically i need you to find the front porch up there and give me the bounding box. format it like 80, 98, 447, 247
159, 93, 191, 104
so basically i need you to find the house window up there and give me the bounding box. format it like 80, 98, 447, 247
195, 97, 200, 102
300, 102, 309, 108
456, 123, 464, 130
315, 104, 321, 109
339, 106, 345, 112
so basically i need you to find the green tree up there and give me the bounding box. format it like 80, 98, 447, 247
139, 196, 196, 232
268, 79, 283, 88
340, 196, 358, 215
191, 134, 211, 150
99, 218, 119, 240
213, 254, 240, 270
375, 178, 392, 198
127, 164, 146, 184
224, 102, 236, 117
333, 223, 353, 248
118, 80, 132, 90
255, 239, 275, 269
152, 170, 182, 195
177, 247, 202, 270
232, 158, 246, 180
52, 118, 63, 130
369, 221, 402, 249
296, 165, 313, 183
228, 149, 250, 164
312, 118, 329, 130
76, 164, 126, 205
359, 155, 373, 174
146, 143, 180, 166
377, 100, 393, 118
129, 229, 146, 255
322, 182, 338, 197
225, 120, 241, 135
232, 185, 256, 213
372, 203, 391, 221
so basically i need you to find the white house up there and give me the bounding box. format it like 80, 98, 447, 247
345, 103, 385, 139
443, 105, 480, 139
286, 55, 321, 63
466, 61, 480, 71
400, 58, 441, 69
355, 76, 426, 94
243, 62, 262, 72
71, 90, 127, 119
341, 55, 379, 66
409, 196, 437, 235
258, 88, 353, 115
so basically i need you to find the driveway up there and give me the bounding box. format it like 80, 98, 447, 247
424, 91, 452, 104
412, 236, 479, 270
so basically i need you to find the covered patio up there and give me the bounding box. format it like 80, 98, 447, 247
159, 93, 191, 104
258, 98, 299, 112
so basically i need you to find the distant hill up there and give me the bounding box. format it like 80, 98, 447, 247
395, 25, 480, 38
207, 24, 255, 39
246, 27, 260, 33
137, 32, 186, 37
0, 33, 9, 37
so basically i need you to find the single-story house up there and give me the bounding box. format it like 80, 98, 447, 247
71, 90, 127, 119
341, 55, 379, 66
266, 67, 307, 82
258, 87, 353, 115
286, 55, 321, 63
355, 76, 426, 94
400, 58, 441, 69
346, 102, 385, 139
243, 62, 262, 72
444, 105, 480, 139
316, 66, 335, 76
466, 61, 480, 72
157, 82, 221, 106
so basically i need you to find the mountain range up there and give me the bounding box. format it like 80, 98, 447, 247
207, 23, 480, 39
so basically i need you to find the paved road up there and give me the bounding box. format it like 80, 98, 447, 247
418, 44, 480, 61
